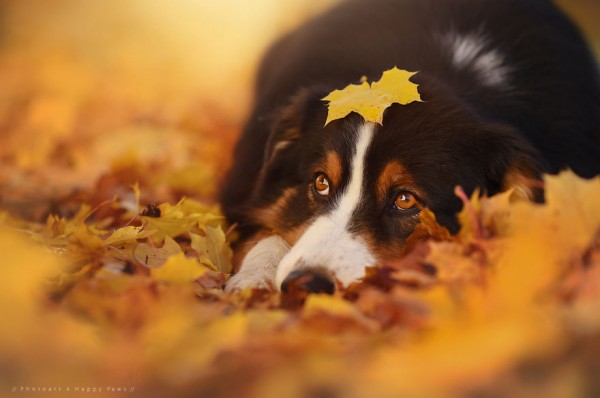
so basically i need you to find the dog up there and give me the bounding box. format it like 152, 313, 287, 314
220, 0, 600, 293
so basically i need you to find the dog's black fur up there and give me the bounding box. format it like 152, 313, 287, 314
221, 0, 600, 249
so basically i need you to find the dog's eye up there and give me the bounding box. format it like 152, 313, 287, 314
314, 173, 330, 196
394, 191, 417, 210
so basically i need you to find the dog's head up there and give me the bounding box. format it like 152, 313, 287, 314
248, 76, 540, 291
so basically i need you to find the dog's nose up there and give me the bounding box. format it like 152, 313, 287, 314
281, 268, 335, 294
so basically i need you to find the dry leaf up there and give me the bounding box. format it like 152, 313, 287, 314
133, 236, 183, 268
190, 227, 233, 273
104, 225, 146, 246
151, 252, 207, 284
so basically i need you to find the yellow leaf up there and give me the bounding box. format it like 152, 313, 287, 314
142, 206, 197, 242
543, 171, 600, 252
151, 252, 207, 284
303, 294, 362, 318
456, 188, 521, 242
181, 199, 225, 228
45, 204, 92, 239
426, 241, 482, 285
190, 226, 233, 273
322, 67, 421, 125
104, 225, 146, 246
133, 236, 183, 268
303, 294, 379, 332
140, 198, 225, 242
67, 225, 106, 264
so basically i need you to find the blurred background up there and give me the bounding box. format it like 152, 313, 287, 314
0, 0, 598, 214
0, 0, 339, 217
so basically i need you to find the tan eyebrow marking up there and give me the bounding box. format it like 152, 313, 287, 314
321, 150, 343, 188
376, 160, 421, 202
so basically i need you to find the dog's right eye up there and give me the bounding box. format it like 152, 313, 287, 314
314, 173, 330, 196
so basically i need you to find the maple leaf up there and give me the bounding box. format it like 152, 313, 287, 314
190, 227, 233, 273
104, 225, 147, 246
302, 294, 378, 331
404, 207, 452, 252
322, 67, 421, 125
133, 236, 183, 268
140, 198, 226, 242
141, 200, 199, 242
151, 252, 208, 284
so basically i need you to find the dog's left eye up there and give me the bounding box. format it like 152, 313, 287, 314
394, 191, 417, 210
314, 173, 330, 196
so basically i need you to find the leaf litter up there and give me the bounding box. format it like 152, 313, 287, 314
4, 159, 600, 398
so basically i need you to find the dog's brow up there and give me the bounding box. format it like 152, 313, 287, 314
323, 150, 343, 187
376, 161, 421, 201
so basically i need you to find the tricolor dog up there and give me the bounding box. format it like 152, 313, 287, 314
221, 0, 600, 293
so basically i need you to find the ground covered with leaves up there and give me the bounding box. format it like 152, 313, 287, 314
2, 4, 600, 398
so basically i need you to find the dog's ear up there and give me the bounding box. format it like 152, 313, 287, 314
264, 87, 328, 164
502, 158, 544, 201
478, 124, 544, 201
250, 87, 328, 204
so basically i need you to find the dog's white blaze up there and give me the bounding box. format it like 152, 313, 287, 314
274, 122, 377, 289
445, 32, 510, 87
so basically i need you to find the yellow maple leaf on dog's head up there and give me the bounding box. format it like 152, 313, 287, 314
322, 67, 422, 126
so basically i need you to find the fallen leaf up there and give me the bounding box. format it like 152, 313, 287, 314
190, 226, 233, 273
405, 207, 452, 250
151, 252, 207, 284
133, 236, 183, 268
104, 225, 146, 246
